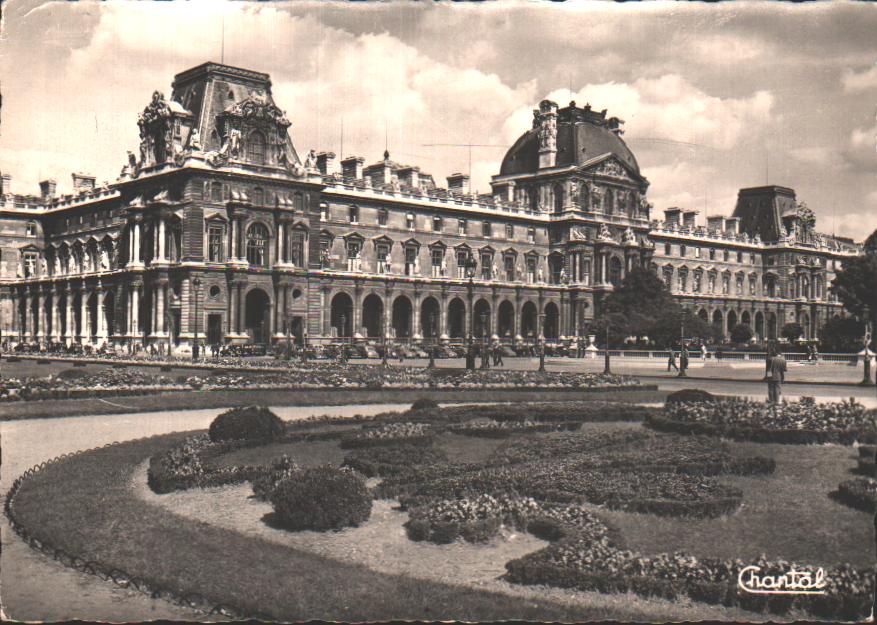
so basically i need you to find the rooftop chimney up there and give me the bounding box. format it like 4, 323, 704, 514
397, 166, 420, 190
315, 151, 336, 175
663, 207, 682, 226
72, 172, 96, 195
39, 179, 57, 201
707, 216, 724, 233
340, 156, 364, 180
1, 173, 11, 196
682, 210, 698, 230
724, 217, 740, 235
447, 172, 470, 195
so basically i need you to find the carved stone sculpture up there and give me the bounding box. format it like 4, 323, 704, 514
189, 127, 202, 151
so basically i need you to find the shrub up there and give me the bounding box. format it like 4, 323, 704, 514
665, 389, 716, 405
208, 405, 286, 443
340, 422, 434, 449
251, 456, 300, 501
55, 368, 91, 381
342, 444, 447, 478
835, 477, 877, 512
269, 466, 372, 531
410, 397, 440, 412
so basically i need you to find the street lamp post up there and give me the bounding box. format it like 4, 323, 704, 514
861, 310, 873, 386
285, 311, 292, 362
480, 311, 490, 370
678, 308, 688, 378
603, 320, 611, 374
192, 277, 202, 361
465, 253, 478, 371
339, 313, 347, 363
538, 312, 546, 372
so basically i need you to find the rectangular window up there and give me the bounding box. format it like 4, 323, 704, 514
431, 248, 444, 277
457, 250, 469, 278
736, 275, 744, 294
709, 248, 716, 260
737, 251, 743, 263
664, 243, 672, 255
23, 252, 37, 277
377, 208, 388, 226
695, 247, 701, 258
319, 237, 332, 268
506, 223, 514, 239
346, 240, 362, 271
406, 213, 415, 230
722, 274, 730, 294
527, 227, 536, 244
433, 216, 443, 232
693, 272, 702, 292
289, 231, 305, 267
481, 253, 492, 280
376, 243, 390, 273
207, 225, 224, 262
405, 246, 418, 275
582, 258, 591, 286
458, 219, 468, 235
349, 205, 359, 223
482, 221, 492, 237
724, 249, 730, 262
211, 183, 223, 202
680, 245, 687, 257
504, 255, 515, 281
319, 203, 328, 221
526, 256, 537, 283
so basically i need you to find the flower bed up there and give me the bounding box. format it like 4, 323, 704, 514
339, 422, 434, 449
447, 420, 583, 438
835, 477, 877, 513
438, 401, 656, 424
649, 397, 877, 445
0, 365, 644, 402
342, 444, 448, 478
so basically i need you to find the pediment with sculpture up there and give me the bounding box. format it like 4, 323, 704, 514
581, 155, 641, 185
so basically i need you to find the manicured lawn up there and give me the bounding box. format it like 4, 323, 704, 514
594, 439, 874, 568
10, 433, 750, 622
0, 387, 663, 420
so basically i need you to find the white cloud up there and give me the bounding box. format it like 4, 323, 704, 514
842, 64, 877, 93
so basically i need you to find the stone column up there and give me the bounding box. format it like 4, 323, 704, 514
439, 294, 448, 337
52, 290, 62, 341
37, 291, 46, 340
227, 283, 238, 336
80, 287, 90, 342
155, 283, 165, 335
96, 287, 107, 341
157, 218, 167, 261
10, 290, 18, 336
275, 284, 286, 336
229, 219, 238, 260
413, 291, 421, 339
276, 222, 285, 265
131, 285, 141, 339
22, 291, 31, 340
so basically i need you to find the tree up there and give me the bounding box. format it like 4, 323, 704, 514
819, 316, 865, 353
831, 233, 877, 349
730, 323, 755, 345
595, 267, 718, 347
781, 322, 804, 342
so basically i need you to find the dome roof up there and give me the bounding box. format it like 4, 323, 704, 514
499, 102, 639, 177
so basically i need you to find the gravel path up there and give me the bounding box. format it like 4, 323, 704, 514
133, 463, 760, 621
1, 403, 412, 622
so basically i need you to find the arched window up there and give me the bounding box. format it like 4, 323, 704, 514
609, 256, 623, 286
579, 184, 590, 209
247, 131, 266, 164
246, 222, 269, 266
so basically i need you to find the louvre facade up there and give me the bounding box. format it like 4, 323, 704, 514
0, 62, 863, 351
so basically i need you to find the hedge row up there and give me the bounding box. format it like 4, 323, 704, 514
342, 444, 448, 478
646, 413, 877, 445
447, 421, 582, 438
835, 477, 877, 513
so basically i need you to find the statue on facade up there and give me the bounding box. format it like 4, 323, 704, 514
304, 149, 318, 172
599, 223, 613, 240
591, 186, 604, 211
622, 227, 636, 245
100, 248, 110, 270
53, 254, 62, 276
119, 151, 137, 180
188, 127, 202, 151
537, 267, 544, 283
39, 256, 48, 276
137, 91, 174, 167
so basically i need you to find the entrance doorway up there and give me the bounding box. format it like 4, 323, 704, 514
207, 314, 223, 345
245, 288, 271, 344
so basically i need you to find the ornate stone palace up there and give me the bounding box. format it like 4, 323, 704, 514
0, 62, 863, 350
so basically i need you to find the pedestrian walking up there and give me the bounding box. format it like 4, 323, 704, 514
667, 349, 679, 371
679, 345, 689, 374
495, 344, 504, 367
766, 345, 787, 403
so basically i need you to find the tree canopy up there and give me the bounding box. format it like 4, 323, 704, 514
591, 267, 717, 347
831, 231, 877, 337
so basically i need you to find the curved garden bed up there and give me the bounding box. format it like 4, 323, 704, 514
7, 401, 874, 621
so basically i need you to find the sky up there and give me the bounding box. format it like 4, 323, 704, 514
1, 0, 875, 240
